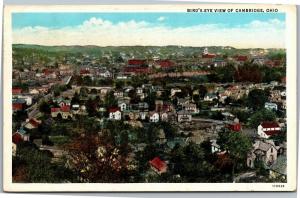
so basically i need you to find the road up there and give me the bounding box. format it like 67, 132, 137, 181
192, 117, 225, 125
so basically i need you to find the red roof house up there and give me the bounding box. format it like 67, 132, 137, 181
51, 107, 61, 113
155, 60, 174, 69
149, 157, 168, 174
108, 107, 120, 113
12, 88, 22, 95
12, 103, 24, 111
236, 55, 248, 62
61, 105, 71, 112
227, 122, 241, 132
258, 121, 281, 138
12, 132, 23, 144
128, 59, 146, 66
202, 53, 216, 59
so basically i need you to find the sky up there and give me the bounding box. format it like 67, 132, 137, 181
12, 12, 286, 48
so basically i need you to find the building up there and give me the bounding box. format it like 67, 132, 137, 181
109, 108, 122, 120
24, 118, 41, 130
247, 140, 278, 168
257, 121, 281, 139
177, 110, 192, 122
51, 105, 73, 119
264, 102, 278, 111
12, 88, 22, 95
149, 157, 168, 174
149, 112, 159, 123
12, 99, 26, 112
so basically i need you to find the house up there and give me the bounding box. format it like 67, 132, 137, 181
12, 99, 26, 112
171, 88, 181, 97
183, 103, 199, 114
98, 70, 112, 78
139, 111, 148, 120
12, 128, 30, 144
12, 88, 22, 95
12, 142, 17, 156
149, 112, 159, 123
29, 88, 40, 95
226, 118, 242, 132
247, 140, 278, 168
114, 91, 124, 98
213, 58, 227, 67
177, 110, 192, 122
264, 102, 278, 111
160, 112, 169, 122
204, 93, 218, 102
109, 108, 122, 120
269, 155, 287, 180
51, 105, 73, 119
14, 95, 33, 106
258, 121, 281, 139
24, 118, 41, 130
235, 55, 248, 65
211, 139, 221, 153
118, 101, 128, 112
149, 157, 168, 174
227, 122, 241, 132
177, 98, 190, 107
155, 100, 164, 112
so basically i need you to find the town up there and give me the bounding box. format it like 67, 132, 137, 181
12, 44, 287, 183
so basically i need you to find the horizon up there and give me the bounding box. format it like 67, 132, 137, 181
12, 43, 286, 50
12, 12, 286, 48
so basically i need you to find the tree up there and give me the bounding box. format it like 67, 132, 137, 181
65, 132, 132, 182
247, 89, 268, 110
249, 109, 276, 128
217, 130, 252, 181
38, 100, 50, 114
104, 91, 117, 108
14, 141, 75, 182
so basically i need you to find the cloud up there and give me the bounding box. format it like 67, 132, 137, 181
157, 16, 166, 22
12, 17, 285, 48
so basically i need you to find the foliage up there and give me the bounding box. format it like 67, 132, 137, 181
247, 89, 268, 110
249, 109, 276, 128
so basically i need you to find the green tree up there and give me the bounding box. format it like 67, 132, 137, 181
217, 130, 252, 181
249, 109, 276, 128
247, 89, 268, 110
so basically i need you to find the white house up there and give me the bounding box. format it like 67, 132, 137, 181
177, 110, 192, 122
247, 139, 278, 168
211, 139, 221, 153
109, 108, 122, 120
258, 121, 281, 139
149, 112, 159, 123
264, 102, 278, 111
17, 95, 32, 106
204, 93, 218, 102
118, 101, 128, 112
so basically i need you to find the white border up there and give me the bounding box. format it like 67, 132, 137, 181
2, 4, 297, 192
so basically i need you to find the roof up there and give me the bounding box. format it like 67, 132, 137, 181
202, 53, 216, 59
27, 118, 41, 128
12, 88, 22, 95
269, 155, 287, 175
155, 60, 174, 68
236, 55, 248, 62
51, 107, 61, 112
254, 141, 274, 152
108, 107, 120, 113
261, 121, 280, 128
128, 59, 146, 66
61, 105, 71, 112
12, 132, 23, 144
149, 157, 167, 172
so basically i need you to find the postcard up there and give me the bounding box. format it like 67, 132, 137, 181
2, 4, 297, 191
